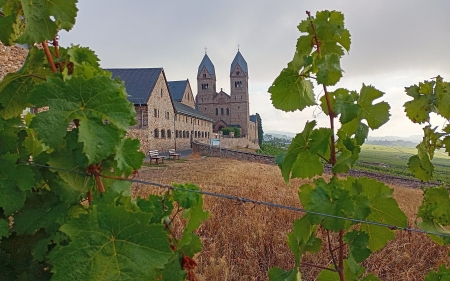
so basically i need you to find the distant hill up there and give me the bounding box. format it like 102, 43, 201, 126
365, 139, 417, 147
367, 135, 422, 142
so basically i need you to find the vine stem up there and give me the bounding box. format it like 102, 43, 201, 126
42, 41, 57, 73
307, 10, 343, 280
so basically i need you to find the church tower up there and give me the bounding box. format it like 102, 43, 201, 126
196, 53, 216, 117
230, 50, 250, 136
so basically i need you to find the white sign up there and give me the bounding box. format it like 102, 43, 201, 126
210, 138, 220, 146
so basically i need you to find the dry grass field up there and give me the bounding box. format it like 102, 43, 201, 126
133, 155, 450, 281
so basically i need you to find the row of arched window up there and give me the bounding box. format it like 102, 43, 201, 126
154, 129, 210, 139
216, 108, 229, 115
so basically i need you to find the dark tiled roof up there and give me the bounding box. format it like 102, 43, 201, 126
107, 68, 162, 104
197, 54, 215, 77
167, 80, 187, 102
173, 101, 213, 122
249, 114, 257, 123
230, 51, 248, 75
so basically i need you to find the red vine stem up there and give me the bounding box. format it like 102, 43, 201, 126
307, 10, 343, 280
42, 41, 57, 73
301, 261, 338, 272
306, 11, 337, 167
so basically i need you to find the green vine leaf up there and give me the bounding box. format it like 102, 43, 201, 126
358, 84, 390, 130
417, 186, 450, 245
15, 0, 78, 45
114, 138, 144, 177
316, 53, 343, 86
268, 267, 301, 281
29, 75, 136, 163
280, 121, 324, 182
50, 203, 173, 281
286, 215, 320, 264
0, 73, 34, 119
424, 264, 450, 281
306, 177, 354, 231
344, 230, 371, 263
13, 190, 68, 236
269, 62, 315, 112
0, 219, 9, 240
356, 177, 407, 251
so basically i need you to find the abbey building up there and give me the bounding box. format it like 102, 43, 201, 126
196, 51, 258, 144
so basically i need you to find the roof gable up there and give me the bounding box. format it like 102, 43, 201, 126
230, 51, 248, 75
167, 80, 188, 102
197, 54, 215, 78
107, 68, 162, 104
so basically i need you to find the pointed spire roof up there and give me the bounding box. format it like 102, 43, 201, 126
230, 50, 248, 75
197, 54, 215, 78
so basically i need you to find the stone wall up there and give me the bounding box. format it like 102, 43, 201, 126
0, 42, 28, 80
218, 137, 260, 150
192, 141, 274, 165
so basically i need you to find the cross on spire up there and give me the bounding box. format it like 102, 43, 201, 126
237, 44, 240, 51
204, 47, 207, 54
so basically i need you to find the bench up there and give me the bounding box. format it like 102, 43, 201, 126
147, 150, 165, 164
168, 149, 181, 160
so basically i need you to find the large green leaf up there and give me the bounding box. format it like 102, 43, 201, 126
357, 177, 407, 251
13, 189, 67, 235
50, 203, 173, 281
424, 265, 450, 281
114, 138, 145, 177
0, 73, 34, 119
15, 0, 78, 44
316, 53, 343, 86
269, 60, 315, 112
29, 75, 136, 163
268, 267, 301, 281
0, 218, 9, 240
307, 177, 354, 231
281, 121, 324, 182
358, 84, 390, 130
344, 230, 371, 263
286, 215, 320, 263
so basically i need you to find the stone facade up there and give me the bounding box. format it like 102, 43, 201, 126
0, 42, 28, 80
122, 70, 213, 153
195, 51, 258, 144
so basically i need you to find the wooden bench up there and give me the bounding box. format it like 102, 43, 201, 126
147, 150, 165, 164
168, 149, 181, 160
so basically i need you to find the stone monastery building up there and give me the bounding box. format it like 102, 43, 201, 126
196, 51, 258, 143
0, 42, 258, 153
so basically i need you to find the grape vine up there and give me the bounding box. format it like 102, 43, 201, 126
0, 1, 208, 280
268, 11, 407, 280
403, 76, 450, 280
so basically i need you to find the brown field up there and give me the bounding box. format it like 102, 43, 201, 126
133, 156, 450, 281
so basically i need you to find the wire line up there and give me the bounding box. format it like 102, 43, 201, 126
26, 162, 450, 239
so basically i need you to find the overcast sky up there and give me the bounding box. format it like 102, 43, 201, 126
59, 0, 450, 138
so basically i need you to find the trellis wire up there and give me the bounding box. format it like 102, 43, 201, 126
27, 162, 450, 239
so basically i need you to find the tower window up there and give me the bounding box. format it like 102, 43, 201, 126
221, 108, 224, 115
236, 71, 240, 75
216, 108, 218, 115
226, 108, 229, 115
203, 74, 206, 78
154, 108, 157, 117
161, 89, 163, 97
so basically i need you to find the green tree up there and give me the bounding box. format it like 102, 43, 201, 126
256, 113, 264, 146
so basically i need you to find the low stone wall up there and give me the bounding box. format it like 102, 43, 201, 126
192, 141, 275, 165
218, 137, 260, 150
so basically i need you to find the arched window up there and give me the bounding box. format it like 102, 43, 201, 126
187, 131, 190, 138
216, 108, 218, 115
154, 129, 159, 138
202, 132, 204, 138
195, 131, 197, 138
226, 108, 229, 115
175, 130, 178, 138
183, 131, 186, 138
221, 108, 224, 115
161, 129, 166, 138
168, 130, 171, 138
